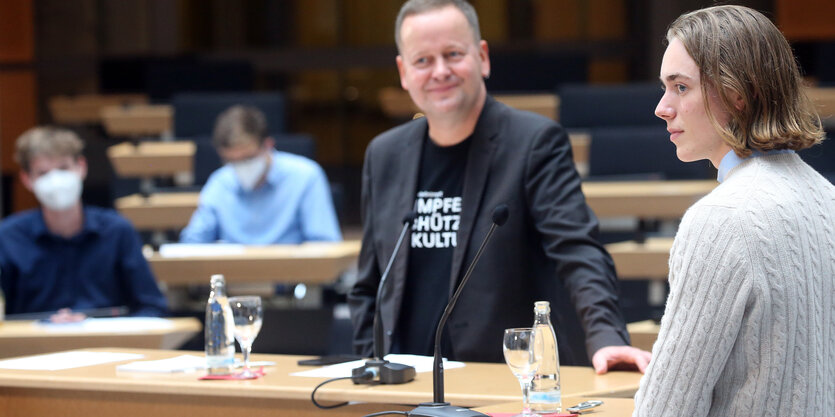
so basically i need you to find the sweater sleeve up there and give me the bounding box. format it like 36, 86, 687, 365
633, 204, 754, 416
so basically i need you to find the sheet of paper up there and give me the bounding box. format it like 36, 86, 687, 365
0, 351, 144, 371
116, 355, 277, 374
158, 243, 246, 258
34, 317, 174, 333
291, 354, 465, 378
116, 354, 206, 373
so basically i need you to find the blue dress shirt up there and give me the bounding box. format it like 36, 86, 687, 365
180, 150, 342, 244
717, 149, 796, 182
0, 206, 168, 316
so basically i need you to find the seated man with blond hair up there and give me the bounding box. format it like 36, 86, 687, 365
0, 127, 167, 319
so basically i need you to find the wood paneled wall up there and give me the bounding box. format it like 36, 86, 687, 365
0, 0, 38, 213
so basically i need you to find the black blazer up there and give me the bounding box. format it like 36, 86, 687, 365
348, 96, 629, 364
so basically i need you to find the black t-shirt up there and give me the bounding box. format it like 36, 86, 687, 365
393, 133, 470, 356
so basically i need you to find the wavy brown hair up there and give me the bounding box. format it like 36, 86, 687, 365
667, 5, 823, 157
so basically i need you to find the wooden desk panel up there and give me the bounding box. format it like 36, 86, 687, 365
108, 141, 195, 178
583, 180, 716, 218
148, 241, 361, 286
0, 318, 201, 359
116, 192, 199, 230
606, 237, 673, 280
0, 348, 642, 417
101, 104, 173, 137
48, 94, 148, 124
627, 320, 661, 352
119, 180, 714, 232
808, 86, 835, 121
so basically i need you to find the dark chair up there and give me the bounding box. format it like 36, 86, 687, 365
799, 128, 835, 184
172, 92, 286, 138
486, 50, 587, 92
558, 83, 663, 129
99, 57, 254, 102
587, 126, 715, 181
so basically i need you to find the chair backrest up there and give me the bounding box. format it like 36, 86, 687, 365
559, 83, 663, 129
486, 51, 587, 92
587, 126, 715, 181
100, 57, 254, 101
799, 127, 835, 183
147, 60, 254, 101
173, 92, 286, 138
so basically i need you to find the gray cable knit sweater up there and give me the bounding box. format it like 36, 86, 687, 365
633, 153, 835, 416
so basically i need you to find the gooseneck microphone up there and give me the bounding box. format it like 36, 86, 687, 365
351, 212, 417, 385
410, 204, 509, 417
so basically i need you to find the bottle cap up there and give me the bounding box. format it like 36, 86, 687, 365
534, 301, 550, 312
210, 274, 225, 285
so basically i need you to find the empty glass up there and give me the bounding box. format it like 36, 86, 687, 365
229, 296, 263, 378
503, 328, 543, 417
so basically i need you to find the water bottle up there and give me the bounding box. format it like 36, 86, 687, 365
205, 274, 235, 374
530, 301, 561, 413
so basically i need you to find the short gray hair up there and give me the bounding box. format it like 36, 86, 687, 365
395, 0, 481, 52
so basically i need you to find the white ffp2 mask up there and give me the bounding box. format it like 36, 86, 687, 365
32, 169, 83, 211
231, 153, 268, 191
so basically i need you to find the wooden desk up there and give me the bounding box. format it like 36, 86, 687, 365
108, 141, 195, 178
605, 237, 673, 280
808, 86, 835, 121
627, 320, 661, 352
0, 318, 201, 359
583, 180, 716, 218
101, 104, 173, 137
476, 396, 635, 416
48, 94, 148, 124
494, 94, 559, 120
116, 192, 199, 230
0, 347, 642, 417
570, 132, 590, 171
148, 241, 361, 287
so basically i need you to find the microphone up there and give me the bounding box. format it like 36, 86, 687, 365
410, 204, 509, 417
351, 212, 417, 385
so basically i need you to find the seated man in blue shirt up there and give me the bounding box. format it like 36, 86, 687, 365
180, 105, 342, 244
0, 127, 168, 319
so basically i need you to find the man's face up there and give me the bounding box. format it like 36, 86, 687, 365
396, 5, 490, 121
656, 37, 732, 165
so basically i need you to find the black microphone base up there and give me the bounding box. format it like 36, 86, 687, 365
409, 402, 489, 417
351, 359, 416, 385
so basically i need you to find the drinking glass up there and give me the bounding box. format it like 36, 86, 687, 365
503, 328, 542, 417
229, 296, 263, 377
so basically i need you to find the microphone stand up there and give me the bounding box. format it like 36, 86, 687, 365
410, 204, 509, 417
352, 213, 417, 385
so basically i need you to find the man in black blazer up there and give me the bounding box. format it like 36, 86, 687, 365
349, 0, 651, 372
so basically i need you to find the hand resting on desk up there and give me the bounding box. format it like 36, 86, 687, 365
49, 308, 87, 323
592, 345, 652, 375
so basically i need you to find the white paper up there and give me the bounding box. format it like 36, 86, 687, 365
0, 351, 144, 371
158, 243, 246, 258
116, 354, 206, 373
34, 317, 174, 333
291, 354, 465, 378
116, 355, 277, 374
